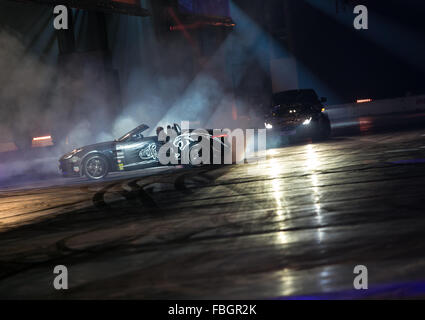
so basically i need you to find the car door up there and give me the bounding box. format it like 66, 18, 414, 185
116, 137, 160, 171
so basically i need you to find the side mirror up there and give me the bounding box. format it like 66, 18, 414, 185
320, 97, 327, 103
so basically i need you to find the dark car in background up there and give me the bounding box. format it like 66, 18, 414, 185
59, 123, 229, 180
264, 89, 331, 143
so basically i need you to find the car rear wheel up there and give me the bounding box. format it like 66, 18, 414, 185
185, 144, 217, 167
184, 145, 204, 168
84, 155, 109, 180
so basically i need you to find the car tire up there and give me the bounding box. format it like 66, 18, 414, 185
312, 115, 331, 142
184, 143, 218, 168
288, 134, 299, 144
83, 155, 109, 180
185, 144, 204, 168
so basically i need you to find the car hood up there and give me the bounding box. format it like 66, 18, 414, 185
61, 141, 115, 160
79, 141, 116, 152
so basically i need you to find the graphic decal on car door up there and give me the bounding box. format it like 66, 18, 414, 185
116, 141, 159, 170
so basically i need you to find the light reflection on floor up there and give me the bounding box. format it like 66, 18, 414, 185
2, 129, 425, 299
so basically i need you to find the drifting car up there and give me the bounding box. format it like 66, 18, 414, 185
59, 123, 229, 180
264, 89, 331, 143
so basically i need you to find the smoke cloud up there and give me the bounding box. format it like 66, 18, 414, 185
0, 4, 265, 185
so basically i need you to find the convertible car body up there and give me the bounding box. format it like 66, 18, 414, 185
59, 123, 228, 180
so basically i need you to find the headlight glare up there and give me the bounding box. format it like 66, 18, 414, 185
303, 118, 312, 126
265, 122, 273, 129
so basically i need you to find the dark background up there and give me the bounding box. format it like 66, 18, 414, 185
281, 0, 425, 103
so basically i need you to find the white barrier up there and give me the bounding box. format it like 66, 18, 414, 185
326, 95, 425, 125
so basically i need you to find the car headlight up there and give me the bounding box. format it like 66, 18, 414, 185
63, 148, 82, 160
303, 117, 312, 126
265, 122, 273, 129
63, 153, 74, 160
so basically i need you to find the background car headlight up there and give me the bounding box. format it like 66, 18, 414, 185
265, 122, 273, 129
303, 118, 312, 125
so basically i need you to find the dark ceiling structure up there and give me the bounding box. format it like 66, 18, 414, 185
12, 0, 150, 16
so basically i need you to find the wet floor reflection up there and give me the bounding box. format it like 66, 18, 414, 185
264, 150, 293, 245
304, 144, 324, 243
4, 128, 425, 299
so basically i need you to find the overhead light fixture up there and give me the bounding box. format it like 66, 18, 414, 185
356, 99, 372, 104
32, 135, 52, 141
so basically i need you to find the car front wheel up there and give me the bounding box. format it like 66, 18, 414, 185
312, 115, 331, 142
84, 155, 109, 180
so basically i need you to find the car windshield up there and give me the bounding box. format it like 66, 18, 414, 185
116, 124, 149, 142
